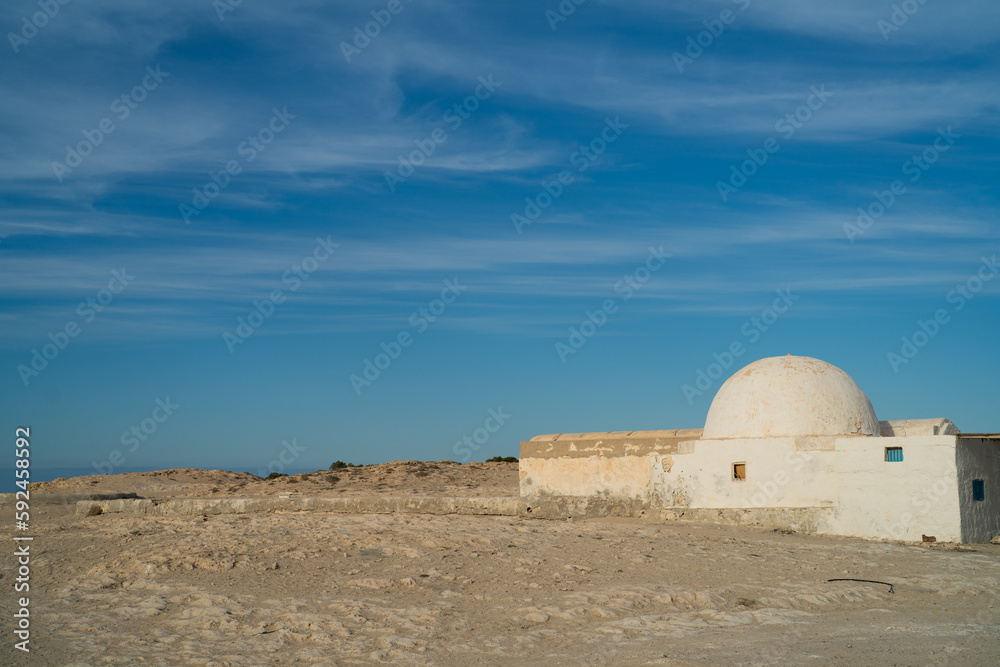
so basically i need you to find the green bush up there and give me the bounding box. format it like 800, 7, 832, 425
330, 461, 348, 470
266, 472, 288, 480
485, 456, 518, 463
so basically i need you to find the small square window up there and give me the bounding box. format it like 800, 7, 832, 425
733, 463, 746, 481
885, 447, 904, 462
972, 479, 985, 502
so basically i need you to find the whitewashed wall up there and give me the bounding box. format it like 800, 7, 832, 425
519, 430, 993, 542
830, 435, 962, 542
651, 437, 837, 510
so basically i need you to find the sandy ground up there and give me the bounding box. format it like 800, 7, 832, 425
3, 465, 999, 665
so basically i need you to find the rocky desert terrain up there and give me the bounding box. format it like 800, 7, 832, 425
2, 462, 998, 665
27, 460, 519, 499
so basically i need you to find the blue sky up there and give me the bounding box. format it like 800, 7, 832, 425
1, 0, 998, 478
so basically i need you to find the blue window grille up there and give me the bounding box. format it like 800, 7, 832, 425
972, 480, 985, 502
885, 447, 904, 462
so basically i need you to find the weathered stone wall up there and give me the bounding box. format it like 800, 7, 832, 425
0, 492, 138, 507
74, 494, 832, 534
518, 429, 702, 501
520, 429, 703, 460
77, 496, 526, 518
956, 437, 1000, 543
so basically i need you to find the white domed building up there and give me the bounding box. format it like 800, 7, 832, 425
519, 355, 999, 543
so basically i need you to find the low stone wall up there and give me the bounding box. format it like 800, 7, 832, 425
76, 496, 527, 518
1, 492, 138, 506
74, 495, 831, 535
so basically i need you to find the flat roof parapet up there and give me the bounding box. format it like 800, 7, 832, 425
522, 429, 703, 459
879, 418, 960, 437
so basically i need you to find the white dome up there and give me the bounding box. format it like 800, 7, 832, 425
702, 356, 879, 439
